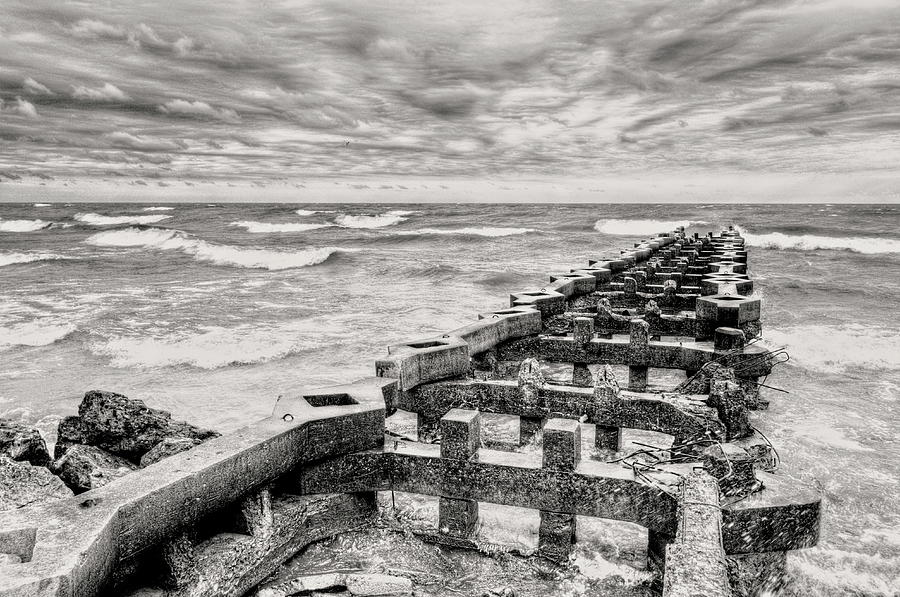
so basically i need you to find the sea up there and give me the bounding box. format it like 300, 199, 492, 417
0, 202, 897, 596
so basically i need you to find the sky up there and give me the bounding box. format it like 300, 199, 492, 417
2, 0, 900, 197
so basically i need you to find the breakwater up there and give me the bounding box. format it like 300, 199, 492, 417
0, 224, 821, 597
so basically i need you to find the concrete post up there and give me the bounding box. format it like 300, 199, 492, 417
628, 319, 650, 392
539, 418, 579, 562
593, 365, 622, 458
438, 409, 480, 540
239, 488, 274, 540
161, 532, 198, 590
518, 359, 544, 445
573, 317, 594, 386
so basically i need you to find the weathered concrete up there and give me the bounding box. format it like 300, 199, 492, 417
139, 437, 203, 467
256, 571, 413, 597
0, 420, 51, 466
375, 336, 469, 391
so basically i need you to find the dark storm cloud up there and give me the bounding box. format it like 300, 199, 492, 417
2, 0, 900, 179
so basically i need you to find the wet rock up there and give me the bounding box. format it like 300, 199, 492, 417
56, 390, 219, 461
256, 572, 412, 597
0, 419, 51, 466
53, 415, 89, 459
0, 455, 73, 510
140, 437, 203, 467
52, 444, 137, 493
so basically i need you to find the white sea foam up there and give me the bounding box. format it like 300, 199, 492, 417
230, 221, 330, 233
84, 227, 343, 270
75, 213, 172, 226
762, 324, 900, 372
0, 252, 68, 267
0, 321, 76, 350
334, 213, 407, 229
0, 219, 51, 232
33, 203, 51, 207
593, 219, 707, 235
90, 319, 345, 369
736, 227, 900, 254
396, 227, 536, 237
295, 209, 317, 216
142, 206, 175, 211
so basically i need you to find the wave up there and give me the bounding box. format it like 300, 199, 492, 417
143, 206, 175, 211
762, 324, 900, 373
33, 203, 51, 207
0, 252, 68, 267
0, 321, 76, 351
736, 227, 900, 254
89, 319, 347, 369
295, 209, 318, 216
230, 221, 330, 233
593, 219, 707, 235
334, 212, 408, 229
0, 219, 51, 232
75, 213, 172, 226
395, 227, 537, 237
84, 227, 345, 270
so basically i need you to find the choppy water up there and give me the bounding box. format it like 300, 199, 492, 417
0, 202, 898, 595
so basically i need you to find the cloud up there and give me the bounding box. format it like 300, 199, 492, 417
23, 77, 53, 95
2, 97, 39, 118
105, 132, 185, 151
72, 83, 131, 102
159, 99, 240, 123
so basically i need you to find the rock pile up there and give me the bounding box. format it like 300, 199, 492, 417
0, 390, 219, 506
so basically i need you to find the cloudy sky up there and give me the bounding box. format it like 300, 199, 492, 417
2, 0, 900, 188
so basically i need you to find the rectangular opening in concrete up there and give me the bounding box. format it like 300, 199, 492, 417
406, 341, 445, 349
303, 393, 358, 407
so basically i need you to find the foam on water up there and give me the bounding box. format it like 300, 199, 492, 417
593, 219, 707, 235
230, 221, 330, 233
84, 227, 344, 270
89, 319, 345, 369
0, 219, 51, 232
0, 252, 68, 267
295, 209, 317, 216
334, 212, 408, 228
395, 227, 537, 237
737, 227, 900, 254
75, 213, 173, 226
762, 324, 900, 372
143, 206, 175, 211
33, 203, 51, 207
0, 321, 76, 350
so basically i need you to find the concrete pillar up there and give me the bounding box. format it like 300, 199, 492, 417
572, 363, 592, 386
714, 327, 746, 351
573, 316, 594, 344
624, 277, 637, 295
519, 416, 542, 445
539, 419, 579, 562
161, 532, 197, 590
628, 319, 650, 392
438, 409, 481, 539
593, 364, 622, 458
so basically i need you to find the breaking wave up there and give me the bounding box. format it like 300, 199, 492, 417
143, 206, 175, 211
334, 211, 408, 229
0, 252, 68, 267
396, 227, 537, 237
75, 213, 172, 226
762, 324, 900, 372
84, 227, 345, 270
230, 221, 330, 233
0, 219, 51, 232
0, 321, 76, 351
33, 203, 51, 207
295, 209, 318, 216
736, 227, 900, 254
89, 319, 347, 369
593, 219, 707, 235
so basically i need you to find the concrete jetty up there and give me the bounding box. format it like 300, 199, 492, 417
0, 225, 821, 597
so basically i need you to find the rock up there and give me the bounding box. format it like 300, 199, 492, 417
54, 415, 89, 459
256, 573, 412, 597
0, 419, 51, 466
52, 444, 137, 493
140, 437, 203, 467
344, 573, 413, 596
56, 390, 219, 462
0, 456, 73, 510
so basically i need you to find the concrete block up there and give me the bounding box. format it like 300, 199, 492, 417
538, 511, 576, 563
440, 409, 480, 461
509, 289, 566, 317
542, 419, 580, 470
696, 295, 761, 331
376, 336, 469, 391
549, 273, 596, 296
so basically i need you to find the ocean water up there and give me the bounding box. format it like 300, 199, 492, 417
0, 202, 898, 595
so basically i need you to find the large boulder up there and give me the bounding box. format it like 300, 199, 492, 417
52, 444, 137, 493
0, 419, 51, 466
140, 437, 203, 467
0, 456, 73, 510
55, 390, 219, 462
